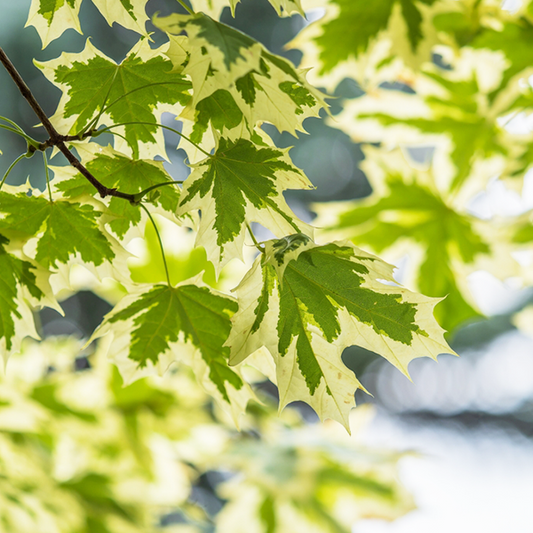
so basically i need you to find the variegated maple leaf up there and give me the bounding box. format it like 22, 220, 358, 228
227, 235, 454, 430
36, 39, 191, 159
153, 11, 326, 143
26, 0, 150, 48
178, 137, 314, 272
92, 278, 255, 423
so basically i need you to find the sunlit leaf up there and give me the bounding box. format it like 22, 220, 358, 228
178, 137, 313, 272
228, 235, 453, 429
36, 39, 191, 159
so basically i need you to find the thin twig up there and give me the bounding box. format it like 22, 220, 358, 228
0, 46, 136, 202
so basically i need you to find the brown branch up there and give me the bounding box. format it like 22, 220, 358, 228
0, 46, 135, 202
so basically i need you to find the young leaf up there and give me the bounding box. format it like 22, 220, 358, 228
0, 192, 115, 269
36, 39, 191, 159
178, 137, 314, 272
26, 0, 82, 48
93, 280, 255, 422
55, 145, 180, 239
227, 235, 453, 430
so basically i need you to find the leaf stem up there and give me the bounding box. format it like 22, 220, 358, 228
99, 122, 212, 157
140, 203, 172, 286
0, 153, 26, 191
176, 0, 195, 15
246, 222, 265, 253
42, 151, 53, 202
132, 180, 184, 204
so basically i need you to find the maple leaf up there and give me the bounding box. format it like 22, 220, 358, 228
55, 145, 180, 238
91, 0, 150, 38
315, 0, 437, 70
336, 69, 509, 193
153, 12, 326, 139
189, 0, 304, 17
93, 280, 255, 423
0, 235, 57, 365
178, 137, 314, 272
227, 235, 453, 429
0, 192, 115, 269
26, 0, 82, 48
316, 164, 490, 332
36, 39, 191, 159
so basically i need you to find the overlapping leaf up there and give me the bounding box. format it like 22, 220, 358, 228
93, 280, 255, 422
292, 0, 441, 89
153, 12, 326, 141
36, 39, 191, 159
227, 234, 453, 429
0, 191, 115, 269
0, 235, 58, 366
314, 152, 491, 332
336, 69, 509, 193
178, 137, 314, 272
189, 0, 304, 17
55, 145, 180, 238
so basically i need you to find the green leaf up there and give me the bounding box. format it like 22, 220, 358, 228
312, 0, 437, 74
26, 0, 82, 48
178, 138, 314, 272
154, 13, 326, 138
0, 234, 54, 364
36, 39, 191, 159
93, 280, 255, 422
55, 146, 180, 238
0, 192, 115, 269
318, 166, 489, 332
189, 89, 244, 145
228, 236, 453, 429
345, 71, 507, 193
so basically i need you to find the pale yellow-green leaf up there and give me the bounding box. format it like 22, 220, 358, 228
227, 237, 453, 430
91, 0, 150, 37
26, 0, 82, 49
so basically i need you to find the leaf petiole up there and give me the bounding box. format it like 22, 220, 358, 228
140, 203, 172, 286
176, 0, 195, 15
98, 122, 212, 158
131, 180, 184, 205
0, 152, 26, 191
246, 222, 265, 253
42, 151, 52, 202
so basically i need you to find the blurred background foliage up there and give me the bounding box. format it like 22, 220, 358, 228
2, 0, 533, 531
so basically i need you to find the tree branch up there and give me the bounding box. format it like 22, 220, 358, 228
0, 46, 136, 202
